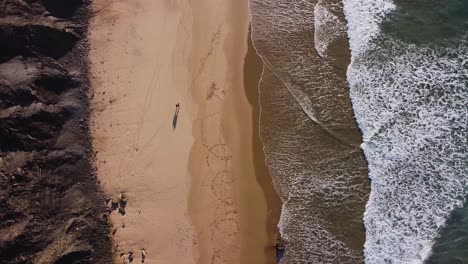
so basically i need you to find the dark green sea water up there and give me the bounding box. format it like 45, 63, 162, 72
346, 0, 468, 262
382, 2, 468, 263
382, 0, 468, 45
427, 201, 468, 263
250, 0, 467, 262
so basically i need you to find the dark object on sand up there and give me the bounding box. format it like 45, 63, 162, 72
118, 206, 126, 215
120, 193, 128, 207
111, 195, 120, 210
141, 249, 146, 263
173, 103, 180, 130
276, 235, 286, 263
109, 193, 127, 215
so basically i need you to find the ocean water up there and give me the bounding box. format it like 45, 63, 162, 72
344, 0, 468, 262
249, 0, 370, 263
250, 0, 468, 263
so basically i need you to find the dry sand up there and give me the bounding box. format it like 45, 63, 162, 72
89, 0, 279, 263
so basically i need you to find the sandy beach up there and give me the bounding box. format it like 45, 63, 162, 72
89, 0, 279, 263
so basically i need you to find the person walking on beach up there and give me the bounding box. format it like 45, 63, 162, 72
173, 103, 180, 130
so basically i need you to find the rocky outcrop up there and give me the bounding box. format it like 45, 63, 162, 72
0, 1, 112, 263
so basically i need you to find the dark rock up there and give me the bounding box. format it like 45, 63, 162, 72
0, 1, 112, 263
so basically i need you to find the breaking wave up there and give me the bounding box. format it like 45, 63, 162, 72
344, 0, 468, 262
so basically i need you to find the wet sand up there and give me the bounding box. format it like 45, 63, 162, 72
188, 0, 281, 262
242, 30, 282, 263
89, 0, 280, 263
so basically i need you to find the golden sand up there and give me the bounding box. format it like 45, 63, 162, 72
89, 0, 280, 263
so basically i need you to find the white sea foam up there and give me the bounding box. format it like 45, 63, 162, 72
343, 0, 395, 56
314, 1, 347, 58
344, 0, 468, 262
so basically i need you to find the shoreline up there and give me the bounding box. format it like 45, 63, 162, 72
249, 0, 369, 261
243, 27, 282, 262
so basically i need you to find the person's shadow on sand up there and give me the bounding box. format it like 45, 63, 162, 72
173, 103, 180, 130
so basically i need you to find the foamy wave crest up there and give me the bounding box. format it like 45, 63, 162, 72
343, 0, 395, 56
314, 1, 347, 58
344, 0, 468, 262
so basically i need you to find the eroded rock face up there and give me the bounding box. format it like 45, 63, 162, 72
0, 1, 112, 263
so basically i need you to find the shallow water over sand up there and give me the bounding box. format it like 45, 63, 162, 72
249, 0, 370, 262
250, 0, 468, 263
